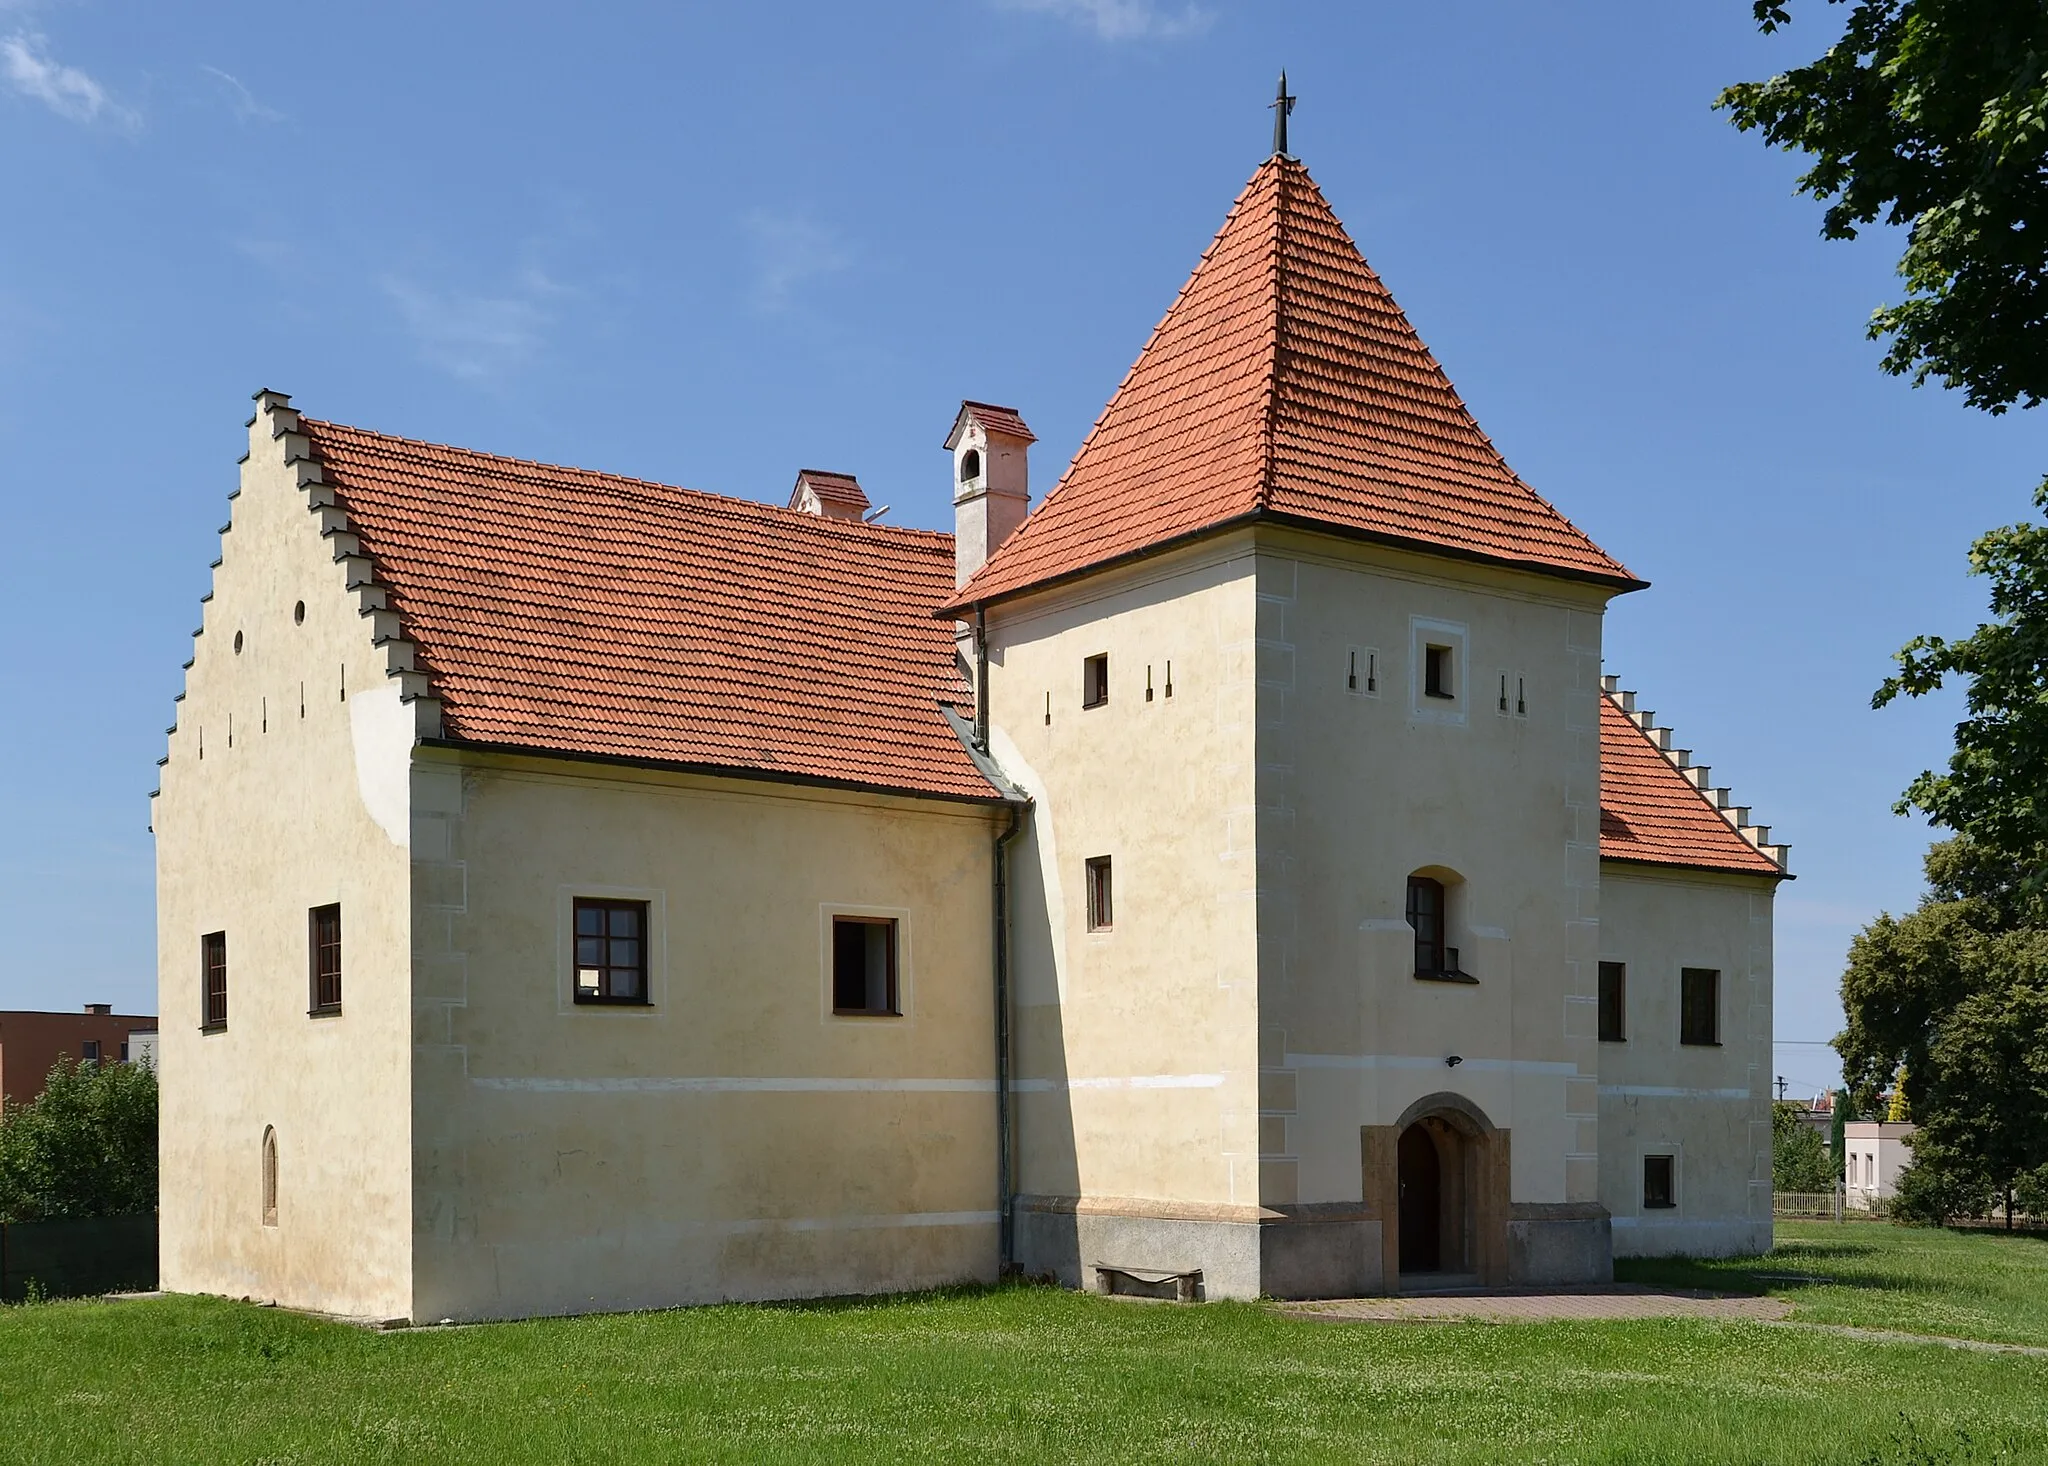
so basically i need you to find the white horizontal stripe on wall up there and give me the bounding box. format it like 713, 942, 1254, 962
1598, 1085, 1753, 1100
472, 1076, 996, 1094
1018, 1074, 1227, 1092
1285, 1053, 1580, 1076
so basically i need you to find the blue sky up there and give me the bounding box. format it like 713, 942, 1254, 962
1, 1, 2037, 1094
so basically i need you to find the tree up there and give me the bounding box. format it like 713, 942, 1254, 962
1717, 2, 2048, 414
0, 1057, 158, 1223
1773, 1101, 1839, 1192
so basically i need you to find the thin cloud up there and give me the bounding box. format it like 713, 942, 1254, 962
2, 30, 132, 126
200, 65, 284, 124
742, 210, 852, 314
382, 267, 567, 383
993, 0, 1211, 41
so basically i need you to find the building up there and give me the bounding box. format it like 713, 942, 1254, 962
154, 149, 1787, 1322
1843, 1121, 1916, 1209
0, 1006, 160, 1106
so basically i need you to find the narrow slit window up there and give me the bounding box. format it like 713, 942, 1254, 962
309, 904, 342, 1014
1498, 673, 1509, 713
1083, 653, 1109, 709
1680, 968, 1720, 1046
1406, 876, 1445, 975
201, 931, 228, 1031
262, 1126, 278, 1226
1643, 1154, 1675, 1209
573, 899, 650, 1004
1598, 961, 1626, 1042
1086, 856, 1114, 932
1424, 645, 1455, 700
832, 917, 899, 1016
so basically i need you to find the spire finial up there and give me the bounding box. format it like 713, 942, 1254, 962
1270, 70, 1296, 158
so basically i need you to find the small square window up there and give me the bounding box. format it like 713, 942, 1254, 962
1680, 968, 1719, 1046
1424, 644, 1455, 700
832, 917, 899, 1015
80, 1040, 101, 1065
1643, 1154, 1676, 1209
1083, 654, 1109, 709
201, 931, 228, 1032
309, 903, 342, 1014
574, 899, 650, 1005
1598, 962, 1626, 1042
1086, 856, 1113, 932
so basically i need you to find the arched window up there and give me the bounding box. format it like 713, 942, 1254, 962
1406, 876, 1446, 976
261, 1126, 278, 1227
959, 448, 981, 484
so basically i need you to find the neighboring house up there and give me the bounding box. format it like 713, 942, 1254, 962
1843, 1121, 1916, 1209
0, 1006, 160, 1105
154, 150, 1788, 1323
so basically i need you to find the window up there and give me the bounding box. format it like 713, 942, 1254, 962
261, 1126, 278, 1227
80, 1040, 101, 1065
1643, 1154, 1675, 1209
832, 917, 899, 1016
1424, 644, 1455, 699
1083, 653, 1109, 709
1086, 856, 1114, 932
1680, 967, 1720, 1046
574, 899, 649, 1004
309, 903, 342, 1014
959, 448, 981, 483
201, 931, 228, 1031
1407, 875, 1455, 977
1598, 962, 1627, 1042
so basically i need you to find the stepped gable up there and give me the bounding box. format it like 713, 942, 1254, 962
1599, 677, 1787, 877
942, 156, 1639, 614
296, 416, 999, 802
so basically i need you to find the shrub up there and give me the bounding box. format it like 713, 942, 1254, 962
0, 1057, 158, 1222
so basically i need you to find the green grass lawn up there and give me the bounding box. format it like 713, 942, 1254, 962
1, 1226, 2043, 1465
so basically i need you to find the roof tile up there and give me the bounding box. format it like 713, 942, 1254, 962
1598, 694, 1782, 876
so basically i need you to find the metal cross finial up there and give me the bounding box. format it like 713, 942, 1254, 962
1270, 70, 1296, 158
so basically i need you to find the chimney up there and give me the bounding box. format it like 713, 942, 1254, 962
946, 402, 1034, 588
85, 1003, 111, 1015
787, 469, 870, 521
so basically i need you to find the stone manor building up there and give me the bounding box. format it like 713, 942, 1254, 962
154, 151, 1787, 1322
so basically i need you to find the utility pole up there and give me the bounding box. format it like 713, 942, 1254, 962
1776, 1074, 1788, 1101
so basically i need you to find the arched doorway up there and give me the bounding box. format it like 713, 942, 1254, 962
1397, 1122, 1442, 1272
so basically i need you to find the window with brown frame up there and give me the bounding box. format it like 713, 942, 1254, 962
1680, 968, 1720, 1046
573, 899, 649, 1004
1643, 1154, 1676, 1209
1085, 856, 1113, 932
832, 916, 899, 1016
1598, 962, 1627, 1042
201, 931, 228, 1031
1082, 653, 1109, 709
309, 903, 342, 1015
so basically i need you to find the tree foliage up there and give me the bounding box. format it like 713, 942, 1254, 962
1718, 2, 2048, 413
0, 1057, 158, 1223
1840, 838, 2048, 1222
1773, 1101, 1840, 1192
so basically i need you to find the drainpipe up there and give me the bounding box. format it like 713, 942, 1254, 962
973, 606, 991, 753
993, 800, 1023, 1272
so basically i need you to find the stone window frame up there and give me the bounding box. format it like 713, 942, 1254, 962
1408, 616, 1468, 727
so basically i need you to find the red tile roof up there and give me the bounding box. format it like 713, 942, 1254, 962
1599, 694, 1782, 877
943, 157, 1639, 614
949, 401, 1037, 445
299, 419, 1000, 802
790, 469, 869, 513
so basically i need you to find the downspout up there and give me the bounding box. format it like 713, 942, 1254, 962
972, 600, 1022, 1270
973, 606, 991, 753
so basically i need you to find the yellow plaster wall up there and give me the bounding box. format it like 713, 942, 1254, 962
984, 540, 1263, 1213
154, 406, 415, 1320
1254, 532, 1614, 1209
1597, 863, 1776, 1256
408, 753, 1004, 1321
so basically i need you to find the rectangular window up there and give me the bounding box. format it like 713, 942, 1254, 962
1643, 1155, 1676, 1209
832, 916, 899, 1015
1680, 967, 1720, 1046
1086, 856, 1114, 932
1424, 644, 1455, 699
1598, 962, 1627, 1042
1082, 653, 1109, 709
80, 1040, 101, 1065
573, 899, 649, 1005
201, 931, 228, 1031
309, 903, 342, 1014
1407, 875, 1445, 975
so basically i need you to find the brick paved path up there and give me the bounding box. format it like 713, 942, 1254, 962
1284, 1285, 1791, 1324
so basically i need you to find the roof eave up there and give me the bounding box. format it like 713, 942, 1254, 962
1599, 852, 1793, 882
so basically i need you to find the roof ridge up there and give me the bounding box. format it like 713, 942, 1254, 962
1601, 674, 1789, 874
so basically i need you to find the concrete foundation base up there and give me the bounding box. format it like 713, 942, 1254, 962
1506, 1204, 1613, 1286
1014, 1196, 1385, 1300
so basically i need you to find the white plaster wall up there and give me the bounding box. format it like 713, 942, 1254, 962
1843, 1121, 1916, 1208
1256, 531, 1613, 1209
985, 539, 1263, 1213
155, 406, 415, 1320
408, 752, 1004, 1321
1598, 863, 1776, 1256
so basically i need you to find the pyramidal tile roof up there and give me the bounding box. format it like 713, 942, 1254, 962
943, 156, 1640, 613
295, 415, 1001, 803
1598, 678, 1787, 878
